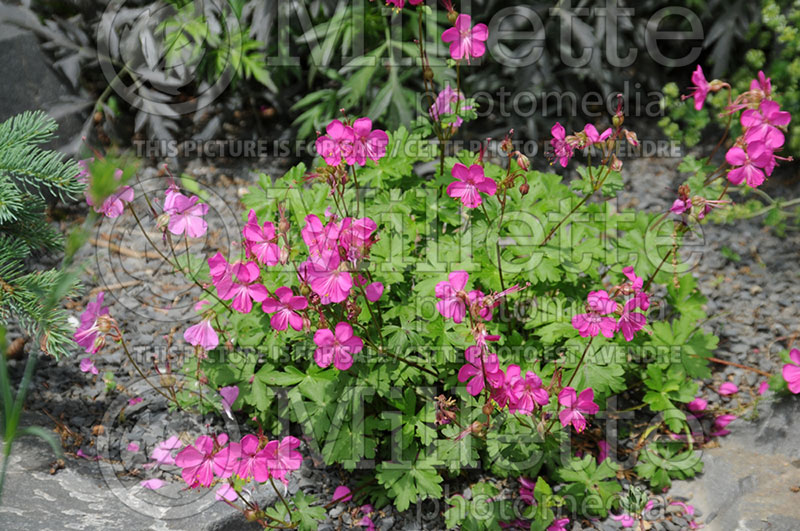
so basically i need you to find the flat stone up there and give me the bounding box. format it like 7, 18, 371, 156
0, 421, 281, 531
671, 397, 800, 530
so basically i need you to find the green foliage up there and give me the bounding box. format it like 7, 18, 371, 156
0, 111, 83, 357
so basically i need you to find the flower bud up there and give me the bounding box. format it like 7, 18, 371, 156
423, 67, 434, 82
279, 246, 289, 264
519, 183, 530, 196
515, 152, 530, 171
447, 10, 459, 25
624, 129, 639, 147
610, 154, 623, 172
612, 114, 623, 128
278, 218, 290, 234
482, 402, 494, 416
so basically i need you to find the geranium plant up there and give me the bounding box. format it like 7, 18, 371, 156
71, 2, 795, 530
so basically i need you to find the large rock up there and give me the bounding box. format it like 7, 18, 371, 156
0, 424, 278, 531
671, 396, 800, 530
0, 13, 86, 153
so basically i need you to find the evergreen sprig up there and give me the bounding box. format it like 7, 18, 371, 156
0, 111, 83, 358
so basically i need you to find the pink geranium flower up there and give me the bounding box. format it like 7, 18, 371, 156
89, 184, 134, 218
458, 345, 504, 396
741, 100, 791, 149
550, 122, 574, 167
435, 270, 469, 323
218, 261, 268, 313
73, 292, 112, 354
572, 290, 617, 339
262, 287, 307, 331
243, 209, 280, 266
344, 118, 389, 166
506, 365, 549, 414
235, 434, 269, 482
725, 144, 771, 188
583, 124, 612, 147
302, 251, 353, 304
617, 296, 648, 342
313, 322, 363, 371
558, 387, 599, 433
301, 214, 341, 256
167, 193, 209, 238
263, 436, 303, 484
429, 86, 471, 128
718, 382, 738, 395
184, 319, 219, 350
174, 435, 239, 488
441, 14, 488, 63
686, 65, 710, 110
316, 119, 352, 166
782, 348, 800, 394
446, 163, 496, 208
339, 216, 378, 262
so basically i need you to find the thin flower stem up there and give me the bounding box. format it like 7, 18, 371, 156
270, 476, 293, 518
117, 334, 177, 406
540, 193, 592, 246
363, 338, 438, 378
349, 165, 360, 217
707, 357, 771, 377
128, 204, 232, 312
642, 248, 673, 293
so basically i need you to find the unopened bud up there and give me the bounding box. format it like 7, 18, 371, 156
515, 152, 530, 171
423, 67, 434, 82
279, 246, 289, 264
156, 213, 170, 231
447, 10, 459, 25
278, 218, 290, 234
519, 182, 530, 196
610, 154, 623, 172
244, 510, 259, 522
482, 402, 494, 416
612, 114, 623, 128
624, 129, 639, 147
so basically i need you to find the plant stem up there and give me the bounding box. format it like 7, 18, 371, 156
270, 476, 293, 518
118, 334, 177, 406
540, 193, 592, 246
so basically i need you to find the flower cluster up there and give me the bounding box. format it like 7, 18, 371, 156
572, 266, 650, 342
172, 433, 302, 491
684, 69, 794, 188
549, 120, 638, 168
315, 118, 389, 167
435, 270, 600, 433
194, 204, 382, 372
